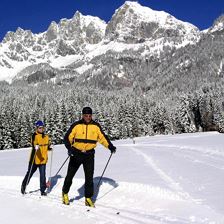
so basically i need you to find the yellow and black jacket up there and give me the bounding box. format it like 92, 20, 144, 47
64, 119, 112, 153
30, 132, 51, 165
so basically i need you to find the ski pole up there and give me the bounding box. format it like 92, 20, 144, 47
54, 155, 69, 176
46, 147, 54, 188
24, 148, 37, 192
96, 153, 113, 188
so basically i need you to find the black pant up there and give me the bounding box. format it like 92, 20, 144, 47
22, 163, 46, 193
62, 151, 95, 198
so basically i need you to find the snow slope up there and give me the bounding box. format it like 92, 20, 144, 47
0, 132, 224, 223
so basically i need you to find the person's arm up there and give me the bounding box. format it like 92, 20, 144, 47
64, 123, 77, 155
96, 123, 116, 153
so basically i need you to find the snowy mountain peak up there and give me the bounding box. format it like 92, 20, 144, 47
122, 1, 167, 20
209, 14, 224, 33
106, 0, 199, 43
56, 11, 106, 42
119, 1, 198, 31
73, 10, 82, 18
69, 10, 106, 29
74, 11, 107, 31
123, 1, 140, 6
46, 21, 58, 42
15, 27, 25, 35
2, 31, 15, 43
2, 27, 34, 46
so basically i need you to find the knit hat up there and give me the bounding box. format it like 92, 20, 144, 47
82, 107, 92, 115
35, 120, 45, 127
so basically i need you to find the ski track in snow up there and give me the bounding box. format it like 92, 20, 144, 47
0, 177, 194, 224
130, 146, 194, 201
1, 175, 222, 224
128, 138, 224, 223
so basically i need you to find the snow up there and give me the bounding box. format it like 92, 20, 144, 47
209, 22, 224, 33
0, 132, 224, 223
123, 1, 199, 34
218, 60, 223, 76
61, 11, 106, 33
0, 61, 31, 83
49, 55, 82, 68
85, 39, 186, 61
79, 13, 107, 31
75, 63, 94, 74
85, 41, 144, 59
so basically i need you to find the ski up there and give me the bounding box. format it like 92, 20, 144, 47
22, 191, 121, 215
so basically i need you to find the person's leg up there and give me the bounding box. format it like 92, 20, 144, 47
21, 163, 38, 193
83, 153, 95, 198
39, 164, 46, 194
62, 155, 82, 194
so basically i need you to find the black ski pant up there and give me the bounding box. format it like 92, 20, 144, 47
62, 151, 95, 198
22, 163, 47, 193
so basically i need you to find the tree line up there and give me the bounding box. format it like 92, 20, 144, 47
0, 81, 223, 150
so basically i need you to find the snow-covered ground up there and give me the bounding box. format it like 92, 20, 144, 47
0, 132, 224, 224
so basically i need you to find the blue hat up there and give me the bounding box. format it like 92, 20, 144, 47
35, 120, 45, 127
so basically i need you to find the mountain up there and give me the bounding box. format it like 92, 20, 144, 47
207, 14, 224, 33
0, 11, 106, 83
105, 1, 199, 43
0, 1, 223, 92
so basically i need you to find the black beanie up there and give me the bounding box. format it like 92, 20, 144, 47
82, 107, 92, 114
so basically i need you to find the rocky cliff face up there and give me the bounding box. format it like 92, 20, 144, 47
0, 1, 223, 92
105, 2, 199, 44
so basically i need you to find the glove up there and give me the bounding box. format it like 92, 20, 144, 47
68, 148, 75, 157
108, 145, 116, 154
35, 145, 39, 151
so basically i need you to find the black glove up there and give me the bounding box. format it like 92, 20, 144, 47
68, 148, 75, 157
48, 145, 53, 151
108, 145, 116, 154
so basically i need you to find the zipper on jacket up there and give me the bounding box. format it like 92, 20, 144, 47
86, 124, 88, 140
85, 124, 88, 150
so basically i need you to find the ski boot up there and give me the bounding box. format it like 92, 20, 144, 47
41, 191, 47, 196
62, 192, 70, 205
85, 198, 95, 207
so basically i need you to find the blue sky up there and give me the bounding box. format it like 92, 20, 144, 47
0, 0, 223, 40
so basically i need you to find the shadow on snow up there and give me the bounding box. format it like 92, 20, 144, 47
70, 177, 119, 202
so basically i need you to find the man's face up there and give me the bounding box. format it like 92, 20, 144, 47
37, 126, 44, 133
83, 114, 92, 124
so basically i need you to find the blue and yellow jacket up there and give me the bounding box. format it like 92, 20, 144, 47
64, 119, 112, 152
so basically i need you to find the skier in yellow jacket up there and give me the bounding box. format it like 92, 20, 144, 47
21, 120, 52, 195
62, 107, 116, 207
